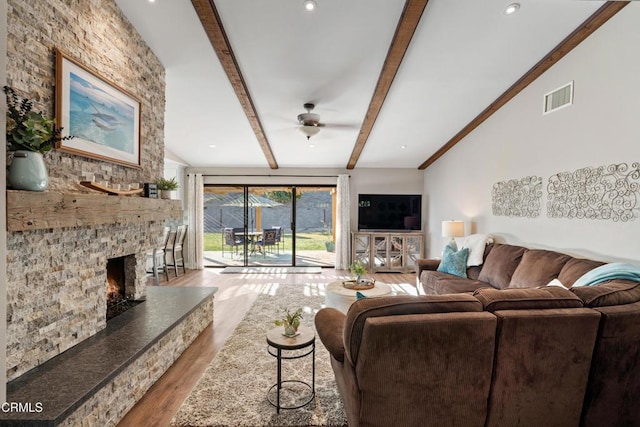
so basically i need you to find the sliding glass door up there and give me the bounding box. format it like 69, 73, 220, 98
202, 185, 335, 267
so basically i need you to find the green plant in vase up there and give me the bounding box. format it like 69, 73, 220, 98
274, 307, 303, 337
155, 177, 179, 199
350, 261, 367, 283
4, 85, 73, 191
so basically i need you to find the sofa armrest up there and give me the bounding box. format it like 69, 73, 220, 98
315, 308, 346, 362
416, 258, 441, 277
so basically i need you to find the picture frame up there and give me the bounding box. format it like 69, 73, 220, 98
55, 49, 142, 168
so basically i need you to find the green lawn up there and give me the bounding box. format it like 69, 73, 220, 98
204, 232, 329, 251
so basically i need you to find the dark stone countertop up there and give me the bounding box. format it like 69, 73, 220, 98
1, 286, 217, 426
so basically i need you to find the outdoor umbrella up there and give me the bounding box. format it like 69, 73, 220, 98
222, 194, 282, 231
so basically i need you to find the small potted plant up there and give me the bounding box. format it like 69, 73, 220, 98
4, 86, 73, 191
321, 221, 335, 252
155, 177, 179, 199
274, 307, 303, 337
350, 261, 367, 283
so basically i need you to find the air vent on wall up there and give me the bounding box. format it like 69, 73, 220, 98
543, 81, 573, 115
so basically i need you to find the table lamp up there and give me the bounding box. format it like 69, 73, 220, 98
442, 220, 465, 247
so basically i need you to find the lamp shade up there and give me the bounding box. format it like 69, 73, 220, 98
442, 220, 465, 238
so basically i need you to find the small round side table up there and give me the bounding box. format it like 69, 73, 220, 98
266, 326, 316, 413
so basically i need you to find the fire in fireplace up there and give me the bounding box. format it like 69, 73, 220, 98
106, 255, 143, 321
106, 257, 126, 306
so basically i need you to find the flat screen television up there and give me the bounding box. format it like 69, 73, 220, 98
358, 194, 422, 231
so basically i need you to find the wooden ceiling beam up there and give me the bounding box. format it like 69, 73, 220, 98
191, 0, 279, 169
417, 1, 628, 170
346, 0, 429, 170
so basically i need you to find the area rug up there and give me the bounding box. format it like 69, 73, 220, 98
170, 282, 347, 427
220, 266, 322, 274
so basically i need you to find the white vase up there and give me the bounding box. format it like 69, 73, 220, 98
8, 150, 49, 191
160, 190, 172, 199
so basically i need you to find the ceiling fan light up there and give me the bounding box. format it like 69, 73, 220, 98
299, 125, 320, 139
303, 0, 317, 12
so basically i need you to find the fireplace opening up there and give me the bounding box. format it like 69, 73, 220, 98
106, 255, 143, 321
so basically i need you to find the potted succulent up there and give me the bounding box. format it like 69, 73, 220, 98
155, 177, 179, 199
4, 86, 72, 191
274, 307, 303, 337
350, 261, 367, 283
321, 221, 335, 252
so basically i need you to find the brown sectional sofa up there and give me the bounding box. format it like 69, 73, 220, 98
315, 243, 640, 427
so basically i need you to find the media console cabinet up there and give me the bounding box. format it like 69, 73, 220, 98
352, 232, 424, 273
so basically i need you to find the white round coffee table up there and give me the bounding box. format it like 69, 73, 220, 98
324, 281, 392, 314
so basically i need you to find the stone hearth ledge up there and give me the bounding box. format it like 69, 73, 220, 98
1, 286, 217, 426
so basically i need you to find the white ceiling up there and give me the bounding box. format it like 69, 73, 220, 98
115, 0, 604, 169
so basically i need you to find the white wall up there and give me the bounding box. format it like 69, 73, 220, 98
187, 166, 424, 231
1, 0, 8, 402
423, 4, 640, 262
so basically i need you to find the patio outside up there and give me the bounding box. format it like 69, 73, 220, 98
202, 186, 336, 267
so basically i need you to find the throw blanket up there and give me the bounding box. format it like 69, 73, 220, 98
573, 262, 640, 287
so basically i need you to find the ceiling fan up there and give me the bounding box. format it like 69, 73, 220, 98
297, 103, 323, 140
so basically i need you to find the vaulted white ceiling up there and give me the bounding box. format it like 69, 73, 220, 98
115, 0, 607, 169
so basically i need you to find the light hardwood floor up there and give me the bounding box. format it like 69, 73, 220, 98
117, 268, 418, 427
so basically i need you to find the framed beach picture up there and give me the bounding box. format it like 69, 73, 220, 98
55, 49, 141, 168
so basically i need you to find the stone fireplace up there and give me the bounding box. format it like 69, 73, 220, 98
5, 192, 182, 382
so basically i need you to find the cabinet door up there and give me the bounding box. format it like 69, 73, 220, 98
403, 234, 423, 272
389, 235, 404, 270
372, 234, 389, 270
352, 233, 371, 269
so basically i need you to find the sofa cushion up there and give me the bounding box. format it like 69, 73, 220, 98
509, 249, 572, 289
436, 246, 469, 277
473, 286, 583, 312
558, 258, 606, 287
571, 280, 640, 307
421, 272, 492, 295
344, 294, 482, 365
478, 244, 527, 289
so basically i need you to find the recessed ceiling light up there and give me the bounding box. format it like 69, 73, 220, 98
401, 145, 407, 149
148, 0, 155, 3
208, 144, 216, 149
309, 144, 316, 148
504, 3, 520, 15
303, 0, 317, 12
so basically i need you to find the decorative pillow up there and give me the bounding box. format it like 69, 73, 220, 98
547, 278, 568, 290
437, 246, 469, 278
461, 234, 494, 267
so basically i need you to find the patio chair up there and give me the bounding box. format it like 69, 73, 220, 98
222, 227, 242, 257
258, 228, 278, 257
272, 226, 284, 254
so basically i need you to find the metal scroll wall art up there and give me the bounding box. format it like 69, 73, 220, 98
547, 163, 640, 222
492, 176, 542, 218
491, 163, 640, 222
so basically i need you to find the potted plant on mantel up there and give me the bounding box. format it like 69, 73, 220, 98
155, 177, 179, 199
4, 86, 73, 191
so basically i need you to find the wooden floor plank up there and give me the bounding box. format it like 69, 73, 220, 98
117, 268, 417, 426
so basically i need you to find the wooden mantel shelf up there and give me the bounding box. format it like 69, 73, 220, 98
6, 190, 183, 232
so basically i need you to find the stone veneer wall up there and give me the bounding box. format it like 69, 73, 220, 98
5, 0, 167, 381
60, 297, 213, 427
6, 0, 165, 188
5, 222, 164, 380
